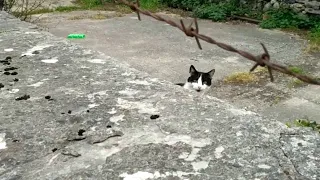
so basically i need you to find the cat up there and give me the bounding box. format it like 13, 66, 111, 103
176, 65, 215, 92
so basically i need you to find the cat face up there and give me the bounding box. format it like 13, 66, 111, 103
183, 65, 215, 92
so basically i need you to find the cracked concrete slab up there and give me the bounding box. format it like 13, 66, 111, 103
0, 11, 320, 180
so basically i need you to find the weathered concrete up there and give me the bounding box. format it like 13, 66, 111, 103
32, 11, 320, 124
1, 11, 320, 180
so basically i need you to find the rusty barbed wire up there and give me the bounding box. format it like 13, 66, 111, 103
119, 0, 320, 85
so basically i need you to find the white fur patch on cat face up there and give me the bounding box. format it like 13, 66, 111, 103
183, 75, 209, 92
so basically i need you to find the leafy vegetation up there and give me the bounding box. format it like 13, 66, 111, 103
288, 66, 305, 75
286, 118, 320, 133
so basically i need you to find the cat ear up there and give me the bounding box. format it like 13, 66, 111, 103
189, 65, 197, 74
208, 69, 215, 78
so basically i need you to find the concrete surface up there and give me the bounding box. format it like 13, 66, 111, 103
31, 11, 320, 124
1, 11, 320, 180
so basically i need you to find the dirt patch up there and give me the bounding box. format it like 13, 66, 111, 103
30, 10, 124, 23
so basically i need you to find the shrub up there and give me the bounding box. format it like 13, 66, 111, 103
260, 7, 315, 29
160, 0, 208, 11
193, 2, 235, 21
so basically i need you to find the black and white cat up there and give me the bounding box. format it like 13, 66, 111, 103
176, 65, 215, 92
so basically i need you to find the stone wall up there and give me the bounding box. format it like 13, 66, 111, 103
260, 0, 320, 15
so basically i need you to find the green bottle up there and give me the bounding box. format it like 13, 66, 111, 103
67, 34, 86, 39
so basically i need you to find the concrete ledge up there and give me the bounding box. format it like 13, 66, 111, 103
0, 11, 319, 180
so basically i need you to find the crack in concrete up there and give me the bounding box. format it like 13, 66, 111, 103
278, 133, 305, 180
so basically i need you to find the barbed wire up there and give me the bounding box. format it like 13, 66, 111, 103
119, 0, 320, 85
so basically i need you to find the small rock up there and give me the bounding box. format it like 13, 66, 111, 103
32, 51, 40, 54
13, 78, 19, 82
291, 3, 305, 12
271, 0, 277, 5
273, 2, 280, 9
305, 1, 320, 9
61, 148, 81, 157
263, 2, 272, 11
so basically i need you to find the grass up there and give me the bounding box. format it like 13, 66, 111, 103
288, 66, 305, 75
26, 8, 54, 15
306, 30, 320, 52
139, 0, 162, 12
286, 118, 320, 133
56, 6, 84, 12
224, 72, 259, 84
223, 67, 268, 84
287, 79, 306, 89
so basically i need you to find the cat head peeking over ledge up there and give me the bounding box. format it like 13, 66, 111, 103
176, 65, 215, 92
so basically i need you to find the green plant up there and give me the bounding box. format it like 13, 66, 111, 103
139, 0, 161, 11
286, 118, 320, 133
160, 0, 206, 11
77, 0, 104, 8
56, 6, 83, 12
306, 25, 320, 52
193, 2, 235, 21
288, 66, 305, 75
260, 7, 315, 29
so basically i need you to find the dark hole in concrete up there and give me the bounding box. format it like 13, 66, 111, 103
78, 129, 85, 136
12, 139, 19, 142
0, 83, 4, 89
52, 148, 58, 152
11, 72, 18, 75
61, 112, 65, 114
150, 115, 160, 119
106, 125, 112, 128
0, 57, 11, 65
3, 72, 10, 75
15, 94, 30, 101
298, 142, 302, 146
4, 67, 18, 71
13, 78, 19, 82
68, 110, 72, 114
45, 96, 51, 99
87, 110, 90, 113
32, 51, 40, 54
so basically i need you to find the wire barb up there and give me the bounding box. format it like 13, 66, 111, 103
118, 0, 320, 85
